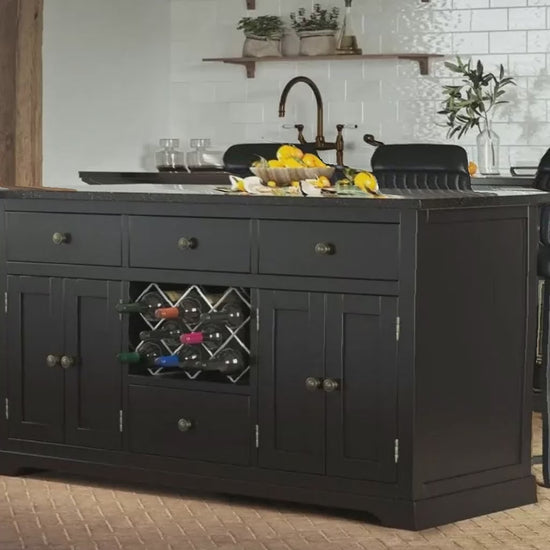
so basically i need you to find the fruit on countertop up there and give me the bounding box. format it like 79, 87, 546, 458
468, 161, 478, 176
353, 171, 380, 194
276, 144, 304, 161
336, 167, 381, 196
248, 145, 333, 188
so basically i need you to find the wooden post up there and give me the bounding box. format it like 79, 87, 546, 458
0, 0, 43, 188
0, 0, 18, 188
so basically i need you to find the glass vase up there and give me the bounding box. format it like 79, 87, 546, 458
476, 121, 500, 175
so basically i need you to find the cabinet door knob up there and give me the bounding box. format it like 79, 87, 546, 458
52, 232, 70, 245
60, 355, 76, 369
305, 377, 323, 391
46, 354, 61, 368
323, 378, 340, 392
177, 418, 193, 432
177, 237, 198, 250
314, 242, 335, 255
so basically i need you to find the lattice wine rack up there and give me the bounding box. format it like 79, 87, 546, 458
129, 283, 251, 384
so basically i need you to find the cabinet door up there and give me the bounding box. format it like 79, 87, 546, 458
325, 295, 398, 482
7, 276, 64, 443
64, 279, 123, 450
258, 291, 325, 474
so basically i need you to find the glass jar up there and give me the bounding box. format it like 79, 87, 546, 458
337, 0, 362, 55
155, 139, 185, 172
476, 120, 500, 175
186, 139, 224, 171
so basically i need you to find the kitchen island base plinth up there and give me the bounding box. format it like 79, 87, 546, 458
0, 451, 537, 531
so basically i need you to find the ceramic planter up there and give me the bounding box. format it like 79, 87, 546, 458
298, 30, 337, 56
242, 35, 282, 57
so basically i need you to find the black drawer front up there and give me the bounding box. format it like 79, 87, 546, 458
128, 385, 251, 466
129, 216, 251, 272
258, 220, 399, 280
5, 212, 122, 266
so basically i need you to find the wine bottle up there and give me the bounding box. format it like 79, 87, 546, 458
154, 346, 205, 369
117, 341, 164, 365
154, 296, 202, 323
179, 324, 225, 349
196, 348, 245, 375
199, 302, 245, 328
116, 291, 166, 321
139, 319, 185, 346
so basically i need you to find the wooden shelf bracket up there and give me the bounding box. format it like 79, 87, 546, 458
246, 0, 255, 9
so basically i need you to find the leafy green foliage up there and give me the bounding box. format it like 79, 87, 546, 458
237, 16, 284, 39
290, 4, 340, 32
439, 56, 515, 139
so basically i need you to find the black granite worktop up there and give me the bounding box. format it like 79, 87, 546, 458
1, 184, 548, 210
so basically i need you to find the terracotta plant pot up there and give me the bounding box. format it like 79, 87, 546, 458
298, 30, 337, 56
242, 35, 282, 57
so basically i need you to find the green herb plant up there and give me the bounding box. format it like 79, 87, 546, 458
237, 15, 284, 39
439, 56, 515, 139
290, 4, 340, 33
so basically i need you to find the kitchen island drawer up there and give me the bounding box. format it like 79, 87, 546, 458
5, 212, 122, 266
129, 216, 251, 272
258, 220, 399, 280
128, 385, 252, 466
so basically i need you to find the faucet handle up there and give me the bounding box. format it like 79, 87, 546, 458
282, 124, 307, 146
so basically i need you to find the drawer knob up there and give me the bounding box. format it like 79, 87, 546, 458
46, 354, 61, 368
305, 377, 323, 391
314, 242, 335, 256
52, 232, 70, 245
177, 237, 198, 250
60, 355, 76, 369
323, 378, 340, 393
177, 418, 193, 432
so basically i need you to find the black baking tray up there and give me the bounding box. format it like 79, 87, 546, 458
79, 171, 233, 186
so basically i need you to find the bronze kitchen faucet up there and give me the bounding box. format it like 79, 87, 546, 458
278, 76, 345, 166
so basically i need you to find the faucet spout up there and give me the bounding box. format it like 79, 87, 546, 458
278, 76, 325, 146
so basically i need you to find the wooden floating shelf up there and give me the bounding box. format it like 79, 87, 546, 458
202, 53, 444, 78
247, 0, 430, 9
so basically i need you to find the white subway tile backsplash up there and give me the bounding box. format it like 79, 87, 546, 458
509, 7, 546, 29
167, 0, 550, 171
528, 29, 550, 51
472, 8, 508, 30
490, 30, 527, 51
453, 31, 490, 52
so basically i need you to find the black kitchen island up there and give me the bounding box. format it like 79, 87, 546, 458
0, 187, 546, 530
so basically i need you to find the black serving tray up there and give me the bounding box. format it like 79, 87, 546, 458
79, 170, 233, 186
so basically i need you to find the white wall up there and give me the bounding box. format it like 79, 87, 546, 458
43, 0, 171, 188
170, 0, 550, 171
43, 0, 550, 182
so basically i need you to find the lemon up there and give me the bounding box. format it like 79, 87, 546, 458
302, 153, 326, 168
268, 159, 285, 168
234, 179, 246, 192
314, 175, 331, 188
282, 157, 305, 168
354, 171, 379, 194
290, 180, 300, 187
267, 180, 278, 188
276, 145, 304, 161
468, 161, 478, 176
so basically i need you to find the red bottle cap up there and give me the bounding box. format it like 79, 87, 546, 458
155, 307, 179, 319
180, 332, 204, 345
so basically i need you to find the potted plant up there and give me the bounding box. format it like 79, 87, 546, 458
290, 4, 340, 56
439, 56, 515, 175
237, 15, 284, 58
